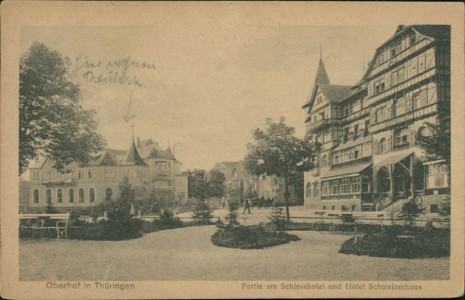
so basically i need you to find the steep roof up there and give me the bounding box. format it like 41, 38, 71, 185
136, 138, 161, 159
123, 140, 148, 166
314, 57, 330, 85
318, 84, 353, 103
146, 146, 177, 161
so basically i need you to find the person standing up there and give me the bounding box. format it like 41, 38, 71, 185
243, 198, 251, 214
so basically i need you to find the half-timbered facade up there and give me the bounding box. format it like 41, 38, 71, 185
303, 25, 450, 213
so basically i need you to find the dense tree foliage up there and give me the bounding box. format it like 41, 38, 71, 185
416, 101, 450, 164
245, 117, 319, 221
207, 169, 226, 198
19, 42, 105, 174
187, 170, 208, 200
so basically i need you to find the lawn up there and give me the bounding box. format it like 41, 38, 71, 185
20, 226, 449, 281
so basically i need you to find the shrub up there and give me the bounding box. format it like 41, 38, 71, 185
399, 199, 425, 226
339, 228, 450, 258
192, 201, 214, 224
224, 202, 240, 226
268, 206, 286, 231
211, 225, 300, 249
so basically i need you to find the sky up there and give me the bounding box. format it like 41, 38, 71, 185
21, 23, 397, 171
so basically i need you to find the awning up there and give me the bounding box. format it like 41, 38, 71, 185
375, 152, 414, 169
321, 163, 372, 180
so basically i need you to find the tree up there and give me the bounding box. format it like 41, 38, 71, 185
207, 170, 226, 198
245, 117, 319, 221
187, 170, 208, 200
399, 200, 425, 226
192, 200, 214, 224
114, 176, 135, 216
19, 42, 105, 175
416, 100, 450, 164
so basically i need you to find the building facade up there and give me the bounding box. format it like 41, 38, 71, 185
24, 137, 188, 213
303, 25, 450, 213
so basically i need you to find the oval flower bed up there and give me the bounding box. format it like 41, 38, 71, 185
211, 225, 300, 249
339, 228, 450, 259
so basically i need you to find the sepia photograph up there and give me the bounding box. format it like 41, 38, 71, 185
1, 2, 464, 299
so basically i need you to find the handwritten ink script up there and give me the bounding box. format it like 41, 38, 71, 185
71, 55, 156, 87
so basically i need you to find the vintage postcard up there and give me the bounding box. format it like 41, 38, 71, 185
1, 1, 464, 299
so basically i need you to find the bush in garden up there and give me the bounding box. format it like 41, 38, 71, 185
268, 206, 286, 231
211, 224, 300, 249
192, 200, 214, 224
339, 228, 450, 258
224, 202, 240, 226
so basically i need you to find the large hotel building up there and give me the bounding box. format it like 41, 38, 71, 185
303, 25, 450, 213
24, 137, 188, 213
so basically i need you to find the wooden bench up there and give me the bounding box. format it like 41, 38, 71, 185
19, 213, 70, 239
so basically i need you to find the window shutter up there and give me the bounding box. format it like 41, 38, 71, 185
428, 85, 437, 104
373, 140, 379, 155
409, 129, 416, 145
386, 136, 392, 152
426, 51, 435, 69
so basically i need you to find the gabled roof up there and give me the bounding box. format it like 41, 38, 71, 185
362, 25, 450, 80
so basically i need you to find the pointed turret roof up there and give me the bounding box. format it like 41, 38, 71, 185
314, 57, 330, 85
302, 56, 331, 109
123, 139, 148, 166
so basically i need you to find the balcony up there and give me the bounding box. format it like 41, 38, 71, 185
306, 118, 337, 134
393, 142, 410, 150
331, 156, 372, 170
42, 179, 75, 187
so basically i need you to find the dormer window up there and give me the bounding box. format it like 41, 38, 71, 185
391, 41, 402, 57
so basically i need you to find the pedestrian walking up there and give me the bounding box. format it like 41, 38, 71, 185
243, 198, 251, 214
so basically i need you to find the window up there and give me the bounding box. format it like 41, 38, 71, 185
313, 182, 319, 196
394, 128, 409, 147
69, 189, 74, 203
362, 177, 371, 193
57, 189, 63, 203
79, 188, 85, 203
88, 169, 96, 179
306, 183, 311, 197
46, 189, 52, 204
354, 149, 359, 159
341, 178, 350, 194
33, 189, 39, 203
77, 170, 82, 179
89, 188, 95, 203
104, 169, 113, 178
331, 180, 340, 195
105, 188, 113, 201
379, 138, 387, 153
391, 41, 401, 57
322, 182, 330, 196
430, 204, 439, 213
426, 164, 449, 188
32, 172, 40, 181
352, 177, 361, 193
413, 89, 428, 109
376, 106, 387, 122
